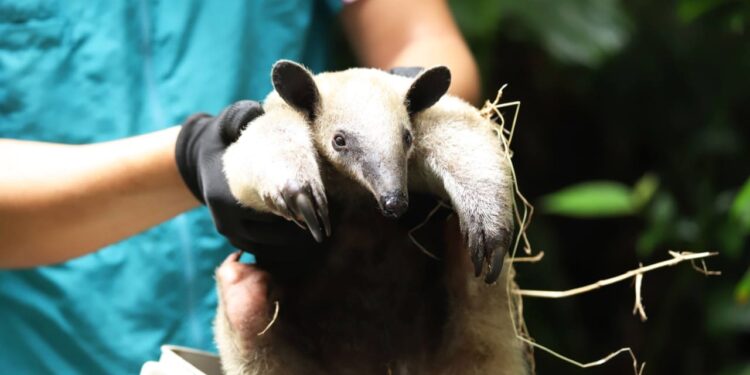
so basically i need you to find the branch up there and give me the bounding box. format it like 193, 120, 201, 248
516, 251, 718, 298
632, 268, 647, 322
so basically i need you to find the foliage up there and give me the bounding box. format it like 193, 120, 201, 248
540, 174, 658, 218
450, 0, 631, 67
541, 180, 634, 217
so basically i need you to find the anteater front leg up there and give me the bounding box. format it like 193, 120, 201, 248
223, 107, 330, 242
409, 100, 527, 374
409, 98, 515, 283
220, 107, 329, 375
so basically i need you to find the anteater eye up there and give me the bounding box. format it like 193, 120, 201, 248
333, 134, 347, 149
403, 131, 413, 147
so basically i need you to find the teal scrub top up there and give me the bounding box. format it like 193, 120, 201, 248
0, 0, 341, 373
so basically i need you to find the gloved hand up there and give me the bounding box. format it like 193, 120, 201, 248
175, 101, 320, 265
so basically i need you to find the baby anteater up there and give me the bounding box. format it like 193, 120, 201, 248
218, 61, 526, 375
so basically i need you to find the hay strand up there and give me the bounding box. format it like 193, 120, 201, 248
257, 300, 280, 336
407, 200, 452, 260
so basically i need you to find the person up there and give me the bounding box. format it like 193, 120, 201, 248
0, 0, 480, 373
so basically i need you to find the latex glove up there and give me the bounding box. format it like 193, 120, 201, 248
175, 101, 319, 264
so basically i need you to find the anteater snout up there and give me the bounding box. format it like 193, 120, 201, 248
380, 192, 408, 218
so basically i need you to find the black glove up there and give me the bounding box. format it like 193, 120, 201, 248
175, 101, 320, 264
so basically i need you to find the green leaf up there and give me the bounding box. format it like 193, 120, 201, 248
735, 267, 750, 304
731, 177, 750, 232
632, 173, 660, 210
450, 0, 632, 67
541, 181, 635, 218
505, 0, 632, 67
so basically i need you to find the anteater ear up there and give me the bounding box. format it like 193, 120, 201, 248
272, 60, 320, 122
405, 66, 451, 116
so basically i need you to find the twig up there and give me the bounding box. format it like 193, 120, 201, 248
632, 267, 647, 322
515, 335, 646, 375
407, 200, 452, 260
516, 251, 718, 298
685, 253, 721, 276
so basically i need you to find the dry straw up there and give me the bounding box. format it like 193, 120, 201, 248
257, 300, 280, 336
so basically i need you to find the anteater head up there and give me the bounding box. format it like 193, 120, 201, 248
271, 60, 450, 218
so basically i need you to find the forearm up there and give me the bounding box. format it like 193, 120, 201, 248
341, 0, 481, 104
388, 34, 480, 105
0, 127, 199, 267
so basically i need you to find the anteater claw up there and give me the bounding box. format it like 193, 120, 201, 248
469, 231, 485, 278
483, 228, 510, 284
484, 245, 505, 284
312, 188, 331, 237
319, 205, 331, 238
464, 215, 511, 283
295, 193, 324, 243
281, 182, 329, 243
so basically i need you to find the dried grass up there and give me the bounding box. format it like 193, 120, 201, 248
257, 300, 280, 336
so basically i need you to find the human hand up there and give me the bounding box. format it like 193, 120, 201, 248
175, 101, 319, 263
215, 251, 272, 342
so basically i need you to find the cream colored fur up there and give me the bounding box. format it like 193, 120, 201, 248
223, 100, 324, 221
411, 95, 515, 276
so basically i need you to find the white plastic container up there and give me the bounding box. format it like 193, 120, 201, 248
140, 345, 222, 375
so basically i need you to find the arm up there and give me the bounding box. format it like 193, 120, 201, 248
1, 101, 314, 269
223, 101, 329, 243
341, 0, 481, 104
0, 127, 198, 268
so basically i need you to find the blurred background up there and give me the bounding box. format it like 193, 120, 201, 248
345, 0, 750, 374
451, 0, 750, 374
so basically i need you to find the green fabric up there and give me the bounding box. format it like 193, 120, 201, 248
0, 0, 341, 373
